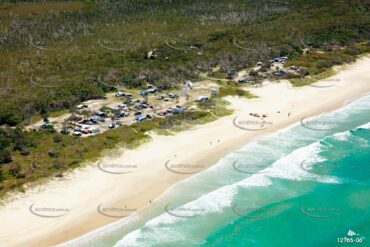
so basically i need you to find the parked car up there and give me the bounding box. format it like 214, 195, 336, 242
89, 118, 98, 124
73, 131, 82, 136
116, 121, 124, 126
290, 66, 299, 71
170, 106, 186, 114
41, 123, 54, 129
77, 104, 88, 110
91, 128, 100, 133
195, 96, 208, 102
157, 111, 167, 116
98, 117, 106, 122
81, 120, 94, 125
134, 112, 142, 116
82, 128, 90, 134
115, 92, 125, 97
168, 93, 177, 99
136, 115, 147, 121
156, 95, 164, 100
139, 90, 148, 96
108, 123, 115, 129
141, 103, 149, 108
95, 111, 106, 118
147, 88, 156, 94
238, 77, 247, 83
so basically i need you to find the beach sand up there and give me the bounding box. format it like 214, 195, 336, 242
0, 55, 369, 247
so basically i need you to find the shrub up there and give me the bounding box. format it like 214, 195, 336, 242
0, 149, 12, 164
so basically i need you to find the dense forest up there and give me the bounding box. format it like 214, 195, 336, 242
0, 0, 369, 194
0, 0, 369, 126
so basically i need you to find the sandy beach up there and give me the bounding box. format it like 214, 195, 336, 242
0, 55, 369, 247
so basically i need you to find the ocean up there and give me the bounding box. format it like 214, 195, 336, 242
60, 94, 370, 247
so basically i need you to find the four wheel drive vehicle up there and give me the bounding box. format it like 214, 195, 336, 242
91, 128, 100, 133
136, 115, 147, 121
134, 104, 143, 110
81, 120, 94, 125
82, 128, 91, 134
166, 108, 175, 114
98, 117, 106, 122
41, 123, 54, 129
73, 131, 82, 136
168, 106, 186, 114
195, 96, 208, 102
157, 111, 167, 116
290, 66, 299, 71
95, 111, 107, 118
135, 102, 150, 109
77, 104, 88, 110
89, 118, 98, 124
238, 77, 247, 83
139, 90, 148, 96
147, 88, 156, 94
115, 92, 125, 97
272, 70, 286, 76
115, 111, 129, 118
168, 93, 178, 99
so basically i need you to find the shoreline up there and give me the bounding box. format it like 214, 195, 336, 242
0, 55, 370, 247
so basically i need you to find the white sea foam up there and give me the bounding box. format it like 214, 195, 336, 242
63, 96, 370, 247
357, 121, 370, 130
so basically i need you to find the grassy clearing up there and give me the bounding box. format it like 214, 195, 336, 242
217, 83, 258, 99
289, 69, 336, 87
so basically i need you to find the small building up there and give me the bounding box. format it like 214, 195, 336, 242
226, 68, 236, 79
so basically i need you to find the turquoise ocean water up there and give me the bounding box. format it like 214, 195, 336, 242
61, 94, 370, 247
